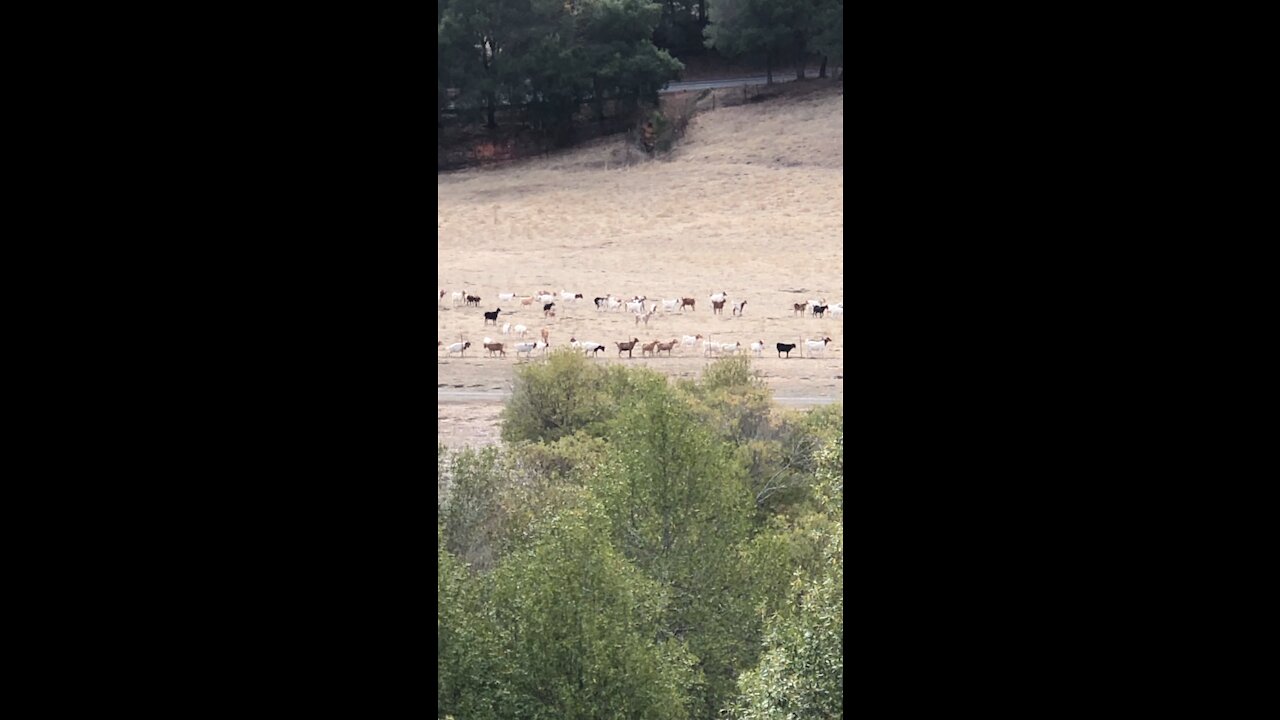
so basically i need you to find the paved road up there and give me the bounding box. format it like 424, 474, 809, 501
661, 69, 825, 93
439, 389, 840, 407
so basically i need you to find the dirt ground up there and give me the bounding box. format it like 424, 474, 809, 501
438, 83, 843, 447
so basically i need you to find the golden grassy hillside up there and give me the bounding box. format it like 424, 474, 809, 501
438, 82, 843, 445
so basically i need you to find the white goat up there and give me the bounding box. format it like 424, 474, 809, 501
749, 340, 766, 357
662, 298, 680, 312
498, 292, 517, 302
805, 337, 833, 355
513, 324, 529, 337
445, 341, 471, 356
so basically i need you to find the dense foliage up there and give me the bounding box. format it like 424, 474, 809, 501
439, 350, 843, 718
438, 0, 683, 131
704, 0, 844, 83
437, 0, 843, 135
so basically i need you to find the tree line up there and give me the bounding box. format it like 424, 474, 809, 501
438, 353, 843, 719
438, 0, 844, 132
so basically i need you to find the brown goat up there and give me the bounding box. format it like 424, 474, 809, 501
656, 339, 678, 356
793, 302, 808, 316
641, 340, 659, 357
680, 297, 696, 311
712, 299, 726, 315
484, 342, 506, 357
520, 296, 535, 306
615, 337, 641, 358
540, 327, 550, 344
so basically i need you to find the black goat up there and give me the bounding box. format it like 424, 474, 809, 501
777, 342, 797, 358
811, 304, 828, 318
466, 294, 481, 307
484, 308, 502, 325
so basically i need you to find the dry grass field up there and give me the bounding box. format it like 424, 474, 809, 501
438, 82, 843, 446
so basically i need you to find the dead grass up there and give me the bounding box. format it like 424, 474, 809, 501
438, 84, 843, 446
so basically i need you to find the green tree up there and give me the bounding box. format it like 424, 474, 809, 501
489, 502, 696, 720
810, 0, 842, 79
578, 0, 683, 123
438, 527, 501, 719
704, 0, 839, 83
439, 0, 529, 127
703, 0, 794, 84
591, 371, 759, 716
501, 349, 614, 443
728, 434, 843, 719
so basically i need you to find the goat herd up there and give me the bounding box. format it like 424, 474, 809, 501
438, 289, 841, 360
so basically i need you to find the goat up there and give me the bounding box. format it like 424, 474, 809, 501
484, 342, 506, 357
501, 322, 512, 335
483, 308, 502, 325
732, 300, 747, 316
438, 290, 446, 302
451, 290, 464, 305
540, 327, 550, 344
793, 302, 808, 316
662, 298, 680, 312
710, 291, 727, 303
718, 341, 740, 355
521, 296, 536, 307
537, 293, 556, 304
594, 296, 608, 310
656, 339, 678, 356
831, 303, 843, 318
616, 337, 641, 358
626, 299, 646, 314
777, 342, 796, 358
560, 291, 582, 302
635, 306, 658, 326
513, 341, 538, 358
681, 334, 703, 350
572, 339, 606, 356
498, 292, 517, 302
465, 294, 481, 307
607, 297, 624, 312
446, 341, 471, 356
543, 302, 556, 317
711, 299, 726, 315
811, 304, 828, 318
513, 324, 528, 337
805, 337, 833, 355
749, 340, 766, 357
680, 297, 696, 311
641, 340, 659, 357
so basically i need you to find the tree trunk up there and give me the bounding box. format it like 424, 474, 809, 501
592, 75, 604, 125
485, 93, 496, 129
796, 34, 806, 80
819, 55, 828, 79
765, 51, 773, 85
698, 0, 707, 24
